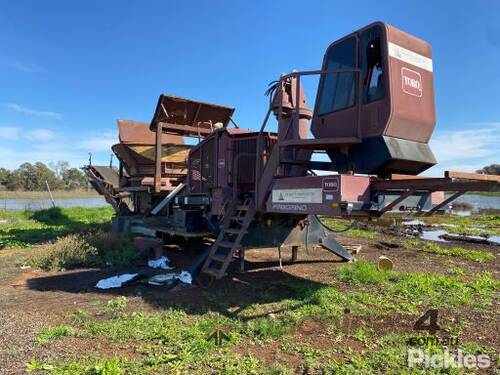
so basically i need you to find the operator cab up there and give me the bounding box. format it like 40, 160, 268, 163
311, 22, 437, 177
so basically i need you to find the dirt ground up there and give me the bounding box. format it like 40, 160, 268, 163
0, 232, 498, 374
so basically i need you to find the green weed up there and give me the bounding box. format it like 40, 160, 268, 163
320, 217, 379, 239
336, 260, 392, 284
447, 267, 465, 275
405, 238, 495, 262
0, 206, 114, 249
422, 214, 500, 236
335, 261, 498, 310
29, 234, 100, 271
105, 297, 128, 318
28, 231, 139, 271
35, 325, 74, 346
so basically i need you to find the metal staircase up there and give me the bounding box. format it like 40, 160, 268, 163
200, 198, 256, 279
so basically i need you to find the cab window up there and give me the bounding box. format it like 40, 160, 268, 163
317, 37, 357, 115
360, 26, 385, 103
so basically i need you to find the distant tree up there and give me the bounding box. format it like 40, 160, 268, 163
62, 168, 87, 190
5, 171, 23, 190
5, 162, 63, 191
49, 160, 69, 179
16, 163, 37, 191
0, 167, 10, 186
34, 162, 64, 190
476, 164, 500, 175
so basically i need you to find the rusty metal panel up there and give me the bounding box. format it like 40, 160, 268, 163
201, 137, 216, 190
383, 24, 436, 143
188, 148, 202, 193
117, 119, 184, 145
150, 95, 235, 137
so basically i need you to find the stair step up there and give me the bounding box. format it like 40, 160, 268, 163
203, 266, 222, 278
224, 228, 243, 235
217, 241, 235, 248
211, 253, 229, 262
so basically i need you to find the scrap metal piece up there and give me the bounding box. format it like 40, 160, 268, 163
321, 233, 353, 262
150, 183, 186, 215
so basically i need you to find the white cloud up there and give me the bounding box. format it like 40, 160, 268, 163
6, 103, 62, 120
424, 123, 500, 176
0, 126, 20, 140
1, 59, 42, 73
0, 146, 87, 170
9, 62, 41, 73
0, 127, 118, 170
75, 131, 117, 152
25, 129, 56, 142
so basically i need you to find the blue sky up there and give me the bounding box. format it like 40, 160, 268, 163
0, 0, 499, 176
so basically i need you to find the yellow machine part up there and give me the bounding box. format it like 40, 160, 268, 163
130, 145, 190, 163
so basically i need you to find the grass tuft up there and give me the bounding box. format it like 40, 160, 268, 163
336, 260, 392, 284
0, 206, 114, 249
29, 234, 100, 271
28, 231, 139, 271
35, 325, 74, 346
405, 238, 495, 262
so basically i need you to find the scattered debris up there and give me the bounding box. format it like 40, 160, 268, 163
96, 273, 139, 289
440, 233, 499, 246
400, 220, 500, 245
376, 242, 400, 250
147, 273, 177, 286
340, 243, 362, 255
147, 270, 192, 286
378, 256, 393, 271
134, 236, 164, 258
402, 220, 425, 226
178, 270, 192, 284
147, 256, 172, 270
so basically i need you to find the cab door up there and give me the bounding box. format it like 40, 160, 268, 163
312, 35, 359, 139
358, 24, 390, 138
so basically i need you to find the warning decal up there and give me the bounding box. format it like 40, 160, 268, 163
271, 188, 323, 204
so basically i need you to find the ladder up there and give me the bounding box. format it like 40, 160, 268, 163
200, 198, 256, 279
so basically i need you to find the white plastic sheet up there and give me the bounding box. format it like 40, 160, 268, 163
177, 271, 192, 284
147, 256, 172, 270
96, 273, 139, 289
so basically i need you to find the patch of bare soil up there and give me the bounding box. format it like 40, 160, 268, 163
0, 232, 498, 374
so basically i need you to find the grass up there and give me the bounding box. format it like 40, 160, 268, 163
0, 189, 100, 199
422, 214, 500, 236
321, 217, 379, 239
0, 206, 138, 270
28, 230, 140, 271
466, 191, 500, 196
0, 206, 114, 249
35, 325, 74, 346
27, 261, 499, 374
337, 261, 498, 309
404, 238, 495, 262
336, 260, 392, 284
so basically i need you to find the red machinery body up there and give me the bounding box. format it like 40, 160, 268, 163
85, 22, 499, 281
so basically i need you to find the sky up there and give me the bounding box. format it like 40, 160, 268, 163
0, 0, 499, 176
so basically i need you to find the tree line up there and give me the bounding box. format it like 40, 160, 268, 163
0, 161, 88, 191
476, 164, 500, 175
0, 161, 497, 192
